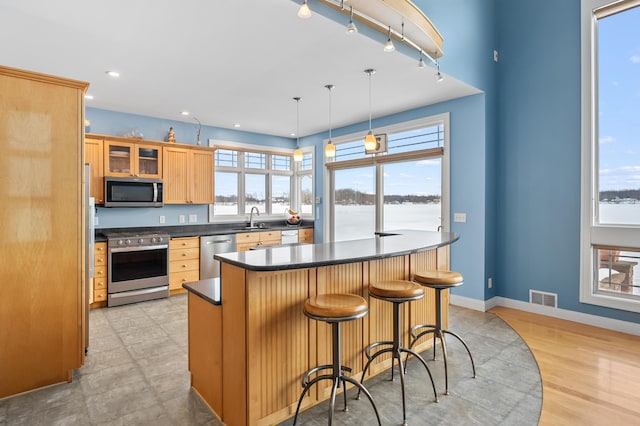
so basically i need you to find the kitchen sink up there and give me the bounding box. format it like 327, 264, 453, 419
233, 224, 270, 231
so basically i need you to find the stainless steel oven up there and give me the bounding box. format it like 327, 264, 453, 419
107, 232, 170, 307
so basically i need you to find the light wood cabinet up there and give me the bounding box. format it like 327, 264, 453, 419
0, 65, 88, 398
93, 242, 108, 305
163, 146, 214, 204
298, 228, 314, 244
104, 140, 162, 178
85, 136, 105, 204
236, 230, 282, 252
169, 237, 200, 293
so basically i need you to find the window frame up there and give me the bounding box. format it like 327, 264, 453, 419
207, 139, 314, 223
323, 114, 450, 242
580, 0, 640, 312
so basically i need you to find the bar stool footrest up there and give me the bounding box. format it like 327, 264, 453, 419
300, 364, 353, 387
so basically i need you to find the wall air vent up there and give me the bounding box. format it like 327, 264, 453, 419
529, 290, 558, 308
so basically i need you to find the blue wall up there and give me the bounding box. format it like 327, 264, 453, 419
495, 0, 640, 323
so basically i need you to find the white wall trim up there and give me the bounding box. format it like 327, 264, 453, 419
450, 295, 640, 337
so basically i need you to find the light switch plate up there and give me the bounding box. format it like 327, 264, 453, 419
179, 215, 186, 224
159, 215, 165, 224
453, 213, 467, 223
189, 214, 197, 223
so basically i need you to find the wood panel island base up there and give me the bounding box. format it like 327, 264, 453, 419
183, 231, 458, 426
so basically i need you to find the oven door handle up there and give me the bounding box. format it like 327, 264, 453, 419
109, 244, 168, 253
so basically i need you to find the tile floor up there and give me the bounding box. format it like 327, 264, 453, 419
0, 295, 541, 426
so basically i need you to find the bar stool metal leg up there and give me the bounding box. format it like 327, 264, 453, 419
357, 302, 438, 425
408, 286, 476, 395
293, 321, 382, 426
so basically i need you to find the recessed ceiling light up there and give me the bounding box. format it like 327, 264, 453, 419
234, 123, 241, 128
180, 111, 190, 116
105, 70, 120, 78
84, 94, 94, 100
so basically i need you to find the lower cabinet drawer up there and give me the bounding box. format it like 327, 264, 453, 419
170, 258, 200, 273
170, 270, 200, 291
94, 266, 107, 281
94, 277, 107, 290
94, 288, 107, 302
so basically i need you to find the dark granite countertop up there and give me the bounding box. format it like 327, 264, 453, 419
215, 230, 458, 272
95, 221, 313, 242
182, 278, 221, 305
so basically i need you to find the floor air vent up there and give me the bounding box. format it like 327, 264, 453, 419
529, 290, 557, 308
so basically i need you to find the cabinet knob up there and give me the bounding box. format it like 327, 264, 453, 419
182, 264, 187, 268
182, 253, 187, 256
182, 278, 187, 282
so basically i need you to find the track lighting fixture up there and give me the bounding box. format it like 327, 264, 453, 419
364, 69, 378, 152
346, 6, 358, 34
293, 97, 303, 161
436, 61, 444, 82
383, 26, 395, 52
325, 84, 336, 158
418, 51, 426, 68
298, 0, 311, 19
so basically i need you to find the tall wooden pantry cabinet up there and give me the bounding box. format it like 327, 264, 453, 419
0, 66, 89, 398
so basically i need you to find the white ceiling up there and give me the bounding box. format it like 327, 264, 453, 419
0, 0, 479, 138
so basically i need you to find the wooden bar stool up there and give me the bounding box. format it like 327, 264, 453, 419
293, 293, 381, 426
409, 271, 476, 395
357, 280, 438, 426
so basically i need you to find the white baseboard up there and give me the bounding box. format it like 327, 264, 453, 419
450, 294, 640, 336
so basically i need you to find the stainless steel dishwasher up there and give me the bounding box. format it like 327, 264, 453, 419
200, 234, 236, 279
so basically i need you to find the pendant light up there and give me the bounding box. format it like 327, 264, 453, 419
298, 0, 311, 19
293, 97, 303, 162
364, 69, 377, 152
325, 84, 336, 158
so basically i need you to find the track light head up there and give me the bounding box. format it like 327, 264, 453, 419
298, 0, 311, 19
383, 26, 395, 52
346, 6, 358, 34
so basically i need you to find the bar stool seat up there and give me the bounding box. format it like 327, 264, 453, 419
293, 293, 381, 426
409, 271, 476, 395
358, 280, 438, 426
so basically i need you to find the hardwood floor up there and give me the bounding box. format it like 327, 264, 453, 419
489, 307, 640, 425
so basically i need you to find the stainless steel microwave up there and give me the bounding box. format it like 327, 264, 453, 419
104, 177, 163, 207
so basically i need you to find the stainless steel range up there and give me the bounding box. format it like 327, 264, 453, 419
107, 232, 170, 307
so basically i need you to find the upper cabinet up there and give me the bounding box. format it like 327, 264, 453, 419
163, 146, 214, 204
104, 140, 162, 178
85, 136, 105, 204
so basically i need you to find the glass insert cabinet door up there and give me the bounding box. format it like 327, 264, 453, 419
104, 141, 161, 178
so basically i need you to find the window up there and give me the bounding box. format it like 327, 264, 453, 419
325, 115, 449, 242
210, 142, 313, 221
581, 0, 640, 311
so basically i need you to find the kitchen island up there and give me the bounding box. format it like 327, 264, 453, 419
183, 230, 458, 426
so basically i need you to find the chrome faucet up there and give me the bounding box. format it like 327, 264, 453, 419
249, 206, 260, 228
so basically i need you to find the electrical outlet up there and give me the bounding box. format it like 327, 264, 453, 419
179, 215, 186, 224
453, 213, 467, 223
493, 49, 499, 62
159, 215, 165, 224
488, 277, 493, 289
189, 214, 197, 223
95, 216, 99, 226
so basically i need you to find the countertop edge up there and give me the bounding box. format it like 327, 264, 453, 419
215, 231, 458, 272
182, 279, 221, 305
